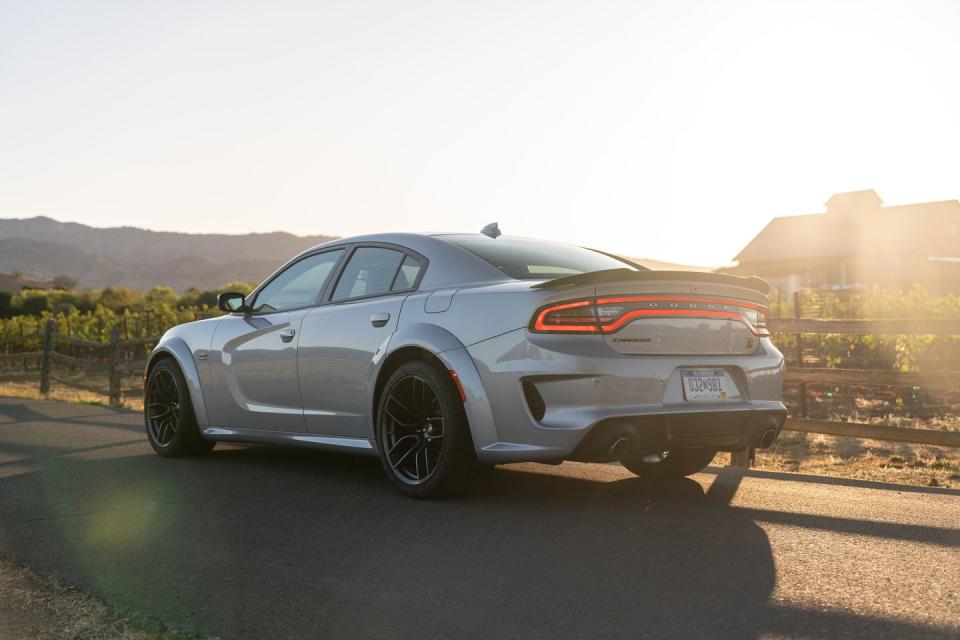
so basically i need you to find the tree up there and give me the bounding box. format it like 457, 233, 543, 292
219, 281, 254, 295
179, 282, 253, 308
20, 295, 48, 316
99, 287, 143, 311
145, 286, 179, 306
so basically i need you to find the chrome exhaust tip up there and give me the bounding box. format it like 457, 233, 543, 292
608, 436, 631, 460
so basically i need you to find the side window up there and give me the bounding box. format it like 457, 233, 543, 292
391, 255, 423, 291
331, 247, 406, 301
252, 249, 344, 312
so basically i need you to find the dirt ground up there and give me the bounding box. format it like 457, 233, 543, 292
0, 555, 202, 640
717, 431, 960, 489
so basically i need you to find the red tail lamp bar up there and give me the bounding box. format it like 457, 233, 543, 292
531, 295, 769, 336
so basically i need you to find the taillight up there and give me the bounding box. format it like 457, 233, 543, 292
532, 300, 600, 332
531, 296, 769, 336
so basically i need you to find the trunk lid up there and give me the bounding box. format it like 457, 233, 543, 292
532, 270, 769, 356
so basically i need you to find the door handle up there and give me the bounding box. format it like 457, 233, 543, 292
370, 313, 390, 327
279, 328, 296, 342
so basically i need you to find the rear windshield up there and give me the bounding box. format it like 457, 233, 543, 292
441, 235, 642, 280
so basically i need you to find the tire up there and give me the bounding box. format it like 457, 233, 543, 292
621, 448, 716, 479
375, 359, 481, 498
144, 358, 215, 457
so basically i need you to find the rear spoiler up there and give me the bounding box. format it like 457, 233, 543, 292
531, 268, 771, 295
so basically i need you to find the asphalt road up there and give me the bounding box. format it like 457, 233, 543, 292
1, 397, 958, 639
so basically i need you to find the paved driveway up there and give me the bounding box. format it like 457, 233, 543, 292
0, 397, 958, 639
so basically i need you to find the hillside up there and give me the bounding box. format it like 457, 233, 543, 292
0, 216, 714, 292
0, 217, 336, 292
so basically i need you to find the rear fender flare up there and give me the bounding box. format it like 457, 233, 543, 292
372, 323, 499, 457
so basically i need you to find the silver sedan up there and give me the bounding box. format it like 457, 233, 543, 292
144, 228, 786, 497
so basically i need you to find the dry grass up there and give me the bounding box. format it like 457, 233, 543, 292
0, 381, 143, 411
0, 554, 203, 640
717, 431, 960, 489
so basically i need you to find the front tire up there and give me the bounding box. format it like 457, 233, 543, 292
376, 360, 481, 498
144, 358, 215, 457
621, 449, 716, 479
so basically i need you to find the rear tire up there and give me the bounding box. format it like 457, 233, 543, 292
621, 449, 716, 479
376, 359, 481, 498
144, 358, 215, 457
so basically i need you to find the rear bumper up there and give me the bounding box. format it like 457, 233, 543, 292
462, 329, 787, 464
568, 408, 787, 462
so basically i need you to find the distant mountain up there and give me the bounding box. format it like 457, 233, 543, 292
0, 216, 714, 293
0, 216, 336, 292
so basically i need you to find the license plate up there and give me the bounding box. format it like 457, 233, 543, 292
681, 369, 730, 401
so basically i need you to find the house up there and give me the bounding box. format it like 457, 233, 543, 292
729, 190, 960, 298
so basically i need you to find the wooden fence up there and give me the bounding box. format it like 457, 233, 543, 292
0, 320, 158, 404
727, 291, 960, 466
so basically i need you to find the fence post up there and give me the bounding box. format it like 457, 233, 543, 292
793, 290, 803, 368
793, 292, 809, 445
731, 447, 755, 468
20, 321, 26, 371
107, 327, 122, 405
39, 319, 54, 395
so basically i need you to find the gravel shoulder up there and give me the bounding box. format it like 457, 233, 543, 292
0, 554, 203, 640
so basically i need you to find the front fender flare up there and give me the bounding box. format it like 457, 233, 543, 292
146, 337, 209, 426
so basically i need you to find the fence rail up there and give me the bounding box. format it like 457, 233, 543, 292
782, 367, 960, 390
768, 317, 960, 336
784, 417, 960, 448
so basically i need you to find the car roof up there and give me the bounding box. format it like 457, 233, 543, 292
294, 232, 510, 289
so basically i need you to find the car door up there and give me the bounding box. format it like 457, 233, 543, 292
298, 244, 426, 439
206, 248, 346, 432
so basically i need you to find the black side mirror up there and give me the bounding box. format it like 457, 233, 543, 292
218, 292, 248, 313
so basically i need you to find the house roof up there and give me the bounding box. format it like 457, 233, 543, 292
734, 194, 960, 263
824, 189, 883, 214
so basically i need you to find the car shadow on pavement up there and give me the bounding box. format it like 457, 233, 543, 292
0, 443, 956, 639
0, 399, 142, 433
699, 464, 960, 497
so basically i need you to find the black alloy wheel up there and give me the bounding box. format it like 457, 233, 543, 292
146, 367, 182, 448
144, 358, 215, 457
376, 359, 482, 498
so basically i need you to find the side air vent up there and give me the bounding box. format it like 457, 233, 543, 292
521, 379, 546, 421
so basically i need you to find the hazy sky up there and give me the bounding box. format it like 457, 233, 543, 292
1, 1, 958, 266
